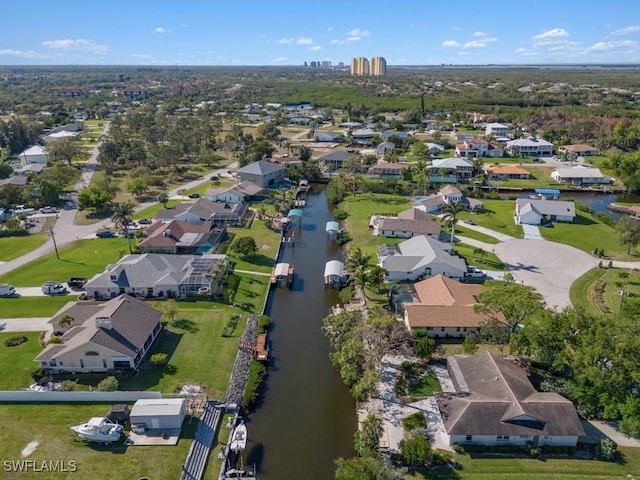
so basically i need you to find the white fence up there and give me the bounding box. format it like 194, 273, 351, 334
0, 391, 163, 402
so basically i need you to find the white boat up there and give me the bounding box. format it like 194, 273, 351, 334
229, 422, 247, 453
70, 417, 123, 443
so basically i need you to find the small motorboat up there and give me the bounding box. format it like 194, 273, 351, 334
229, 422, 247, 453
70, 417, 123, 444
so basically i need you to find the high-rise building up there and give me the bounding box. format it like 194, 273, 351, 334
350, 57, 370, 76
371, 57, 387, 76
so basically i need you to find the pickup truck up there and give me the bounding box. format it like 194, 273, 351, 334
68, 277, 88, 289
42, 281, 68, 295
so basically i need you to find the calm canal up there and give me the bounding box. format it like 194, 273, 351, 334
245, 185, 357, 479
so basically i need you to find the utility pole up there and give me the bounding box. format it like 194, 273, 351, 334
49, 226, 60, 260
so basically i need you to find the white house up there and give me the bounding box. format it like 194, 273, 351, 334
551, 165, 612, 186
515, 198, 575, 225
437, 352, 584, 447
377, 235, 467, 282
19, 145, 48, 165
424, 142, 445, 155
376, 141, 395, 156
505, 137, 554, 157
130, 399, 186, 430
485, 122, 508, 138
42, 131, 78, 143
205, 181, 266, 204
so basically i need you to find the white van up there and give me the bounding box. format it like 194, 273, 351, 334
0, 284, 16, 297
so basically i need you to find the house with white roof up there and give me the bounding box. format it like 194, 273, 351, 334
377, 235, 467, 282
19, 145, 48, 165
205, 181, 266, 204
515, 198, 575, 225
551, 165, 612, 186
428, 157, 473, 183
506, 137, 554, 157
485, 122, 508, 138
42, 130, 79, 143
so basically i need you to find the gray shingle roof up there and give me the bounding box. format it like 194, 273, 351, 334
516, 198, 575, 217
237, 160, 284, 175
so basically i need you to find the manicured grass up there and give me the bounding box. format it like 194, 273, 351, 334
0, 332, 43, 389
0, 238, 131, 287
407, 370, 442, 397
228, 219, 281, 273
0, 403, 197, 480
408, 447, 640, 479
570, 266, 640, 317
0, 231, 49, 262
132, 199, 179, 220
539, 211, 631, 260
451, 225, 499, 245
569, 267, 608, 316
0, 296, 74, 318
224, 272, 270, 314
453, 242, 506, 270
457, 199, 523, 238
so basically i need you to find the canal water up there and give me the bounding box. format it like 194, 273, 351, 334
245, 185, 357, 479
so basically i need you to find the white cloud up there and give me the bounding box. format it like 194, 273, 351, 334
515, 48, 528, 54
130, 53, 151, 58
296, 37, 313, 45
0, 48, 54, 59
442, 40, 461, 48
588, 40, 638, 51
348, 28, 370, 38
41, 39, 108, 54
462, 40, 487, 49
533, 28, 569, 40
611, 25, 640, 36
277, 37, 313, 45
473, 31, 487, 37
309, 45, 322, 51
453, 26, 460, 31
274, 57, 287, 62
153, 27, 169, 34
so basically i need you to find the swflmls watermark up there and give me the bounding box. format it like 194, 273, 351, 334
3, 460, 77, 473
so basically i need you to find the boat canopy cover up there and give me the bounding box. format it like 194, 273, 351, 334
288, 209, 303, 218
534, 188, 560, 195
274, 263, 290, 276
326, 221, 339, 232
324, 260, 344, 277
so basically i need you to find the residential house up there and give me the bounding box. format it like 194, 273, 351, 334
15, 163, 45, 176
205, 181, 266, 204
317, 131, 343, 143
19, 145, 48, 165
415, 185, 483, 214
551, 165, 612, 186
317, 151, 355, 171
505, 137, 554, 157
428, 158, 473, 183
376, 141, 395, 156
377, 235, 467, 282
367, 162, 409, 179
437, 352, 585, 447
237, 160, 285, 187
138, 220, 227, 254
484, 165, 532, 180
84, 253, 230, 299
351, 128, 376, 140
561, 144, 600, 156
155, 198, 249, 227
59, 87, 88, 98
376, 208, 441, 239
42, 130, 79, 143
400, 275, 499, 337
455, 137, 489, 158
515, 198, 575, 225
122, 86, 151, 100
35, 295, 163, 373
485, 122, 508, 138
0, 176, 28, 188
424, 143, 445, 155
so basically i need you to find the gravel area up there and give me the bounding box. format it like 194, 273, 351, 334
224, 314, 259, 405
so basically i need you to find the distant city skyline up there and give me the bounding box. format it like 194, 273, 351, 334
1, 0, 640, 66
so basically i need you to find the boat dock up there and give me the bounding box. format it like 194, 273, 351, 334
239, 333, 269, 362
270, 262, 294, 288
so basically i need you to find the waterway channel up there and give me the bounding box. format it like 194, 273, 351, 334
245, 185, 357, 479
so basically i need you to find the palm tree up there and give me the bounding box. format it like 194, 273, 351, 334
346, 247, 371, 274
57, 314, 74, 330
112, 202, 135, 254
442, 200, 466, 246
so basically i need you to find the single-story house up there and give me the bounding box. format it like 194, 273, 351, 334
42, 130, 79, 143
377, 235, 467, 282
424, 142, 445, 155
484, 165, 531, 180
367, 162, 409, 179
351, 128, 376, 140
317, 151, 356, 171
0, 176, 29, 187
400, 275, 501, 337
205, 181, 266, 204
156, 198, 249, 227
428, 158, 473, 183
317, 131, 343, 143
34, 295, 163, 373
84, 253, 230, 299
237, 160, 285, 187
376, 208, 441, 239
138, 220, 227, 254
130, 399, 186, 430
19, 145, 48, 165
15, 163, 45, 176
515, 198, 575, 225
377, 141, 395, 156
436, 352, 585, 447
551, 165, 612, 186
561, 144, 600, 156
505, 137, 554, 157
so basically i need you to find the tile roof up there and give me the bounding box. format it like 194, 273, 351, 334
484, 165, 530, 175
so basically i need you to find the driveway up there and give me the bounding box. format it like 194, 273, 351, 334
522, 224, 543, 240
0, 317, 52, 332
13, 287, 82, 297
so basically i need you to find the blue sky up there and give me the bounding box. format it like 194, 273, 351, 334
1, 0, 639, 66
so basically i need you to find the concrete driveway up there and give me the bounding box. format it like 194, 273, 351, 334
0, 317, 52, 332
522, 224, 543, 240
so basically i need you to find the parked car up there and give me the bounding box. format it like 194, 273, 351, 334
0, 284, 16, 297
42, 281, 67, 295
210, 175, 219, 181
138, 218, 152, 225
39, 206, 58, 214
464, 267, 486, 279
96, 230, 116, 238
463, 220, 476, 225
68, 277, 88, 289
188, 193, 201, 199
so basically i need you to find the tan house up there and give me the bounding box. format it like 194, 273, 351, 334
484, 165, 531, 179
561, 144, 600, 156
401, 275, 501, 338
138, 220, 227, 254
35, 295, 163, 373
367, 162, 409, 179
376, 208, 441, 239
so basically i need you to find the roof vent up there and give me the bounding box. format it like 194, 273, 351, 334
163, 229, 172, 237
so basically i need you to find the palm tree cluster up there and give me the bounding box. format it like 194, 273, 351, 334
346, 247, 387, 307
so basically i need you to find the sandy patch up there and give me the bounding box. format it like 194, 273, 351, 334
21, 440, 39, 457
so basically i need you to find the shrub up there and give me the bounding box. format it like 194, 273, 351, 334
336, 232, 352, 245
46, 336, 63, 345
432, 449, 453, 465
97, 376, 119, 392
399, 434, 432, 466
242, 360, 267, 411
595, 211, 616, 226
597, 438, 617, 461
4, 335, 28, 347
150, 353, 168, 366
395, 374, 406, 397
529, 448, 539, 458
402, 412, 427, 432
58, 380, 77, 392
333, 209, 349, 220
575, 201, 593, 214
257, 315, 271, 334
31, 367, 46, 382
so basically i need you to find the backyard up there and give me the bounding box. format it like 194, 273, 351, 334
570, 266, 640, 317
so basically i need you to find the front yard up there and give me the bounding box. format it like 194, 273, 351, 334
457, 199, 523, 238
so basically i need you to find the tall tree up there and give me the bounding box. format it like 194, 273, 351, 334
616, 216, 640, 254
441, 200, 466, 246
112, 202, 135, 254
474, 282, 545, 333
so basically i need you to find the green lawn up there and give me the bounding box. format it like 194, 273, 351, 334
0, 403, 197, 480
132, 199, 179, 220
0, 332, 43, 389
0, 296, 74, 318
539, 212, 631, 260
457, 199, 523, 238
0, 238, 131, 287
452, 225, 499, 245
408, 447, 640, 479
453, 243, 506, 270
0, 231, 50, 262
570, 266, 640, 317
407, 370, 442, 397
228, 219, 282, 273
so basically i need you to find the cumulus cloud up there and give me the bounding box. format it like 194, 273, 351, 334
453, 26, 460, 31
274, 57, 287, 62
348, 28, 370, 38
533, 28, 569, 40
611, 25, 640, 36
442, 40, 461, 48
277, 37, 313, 45
41, 39, 108, 54
473, 31, 487, 37
462, 40, 488, 49
0, 48, 54, 59
153, 27, 169, 34
330, 39, 343, 45
309, 45, 322, 51
130, 53, 151, 58
588, 40, 638, 51
332, 28, 371, 44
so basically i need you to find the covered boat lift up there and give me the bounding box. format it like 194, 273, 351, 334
324, 260, 347, 289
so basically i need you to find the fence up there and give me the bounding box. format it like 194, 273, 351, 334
0, 390, 162, 402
